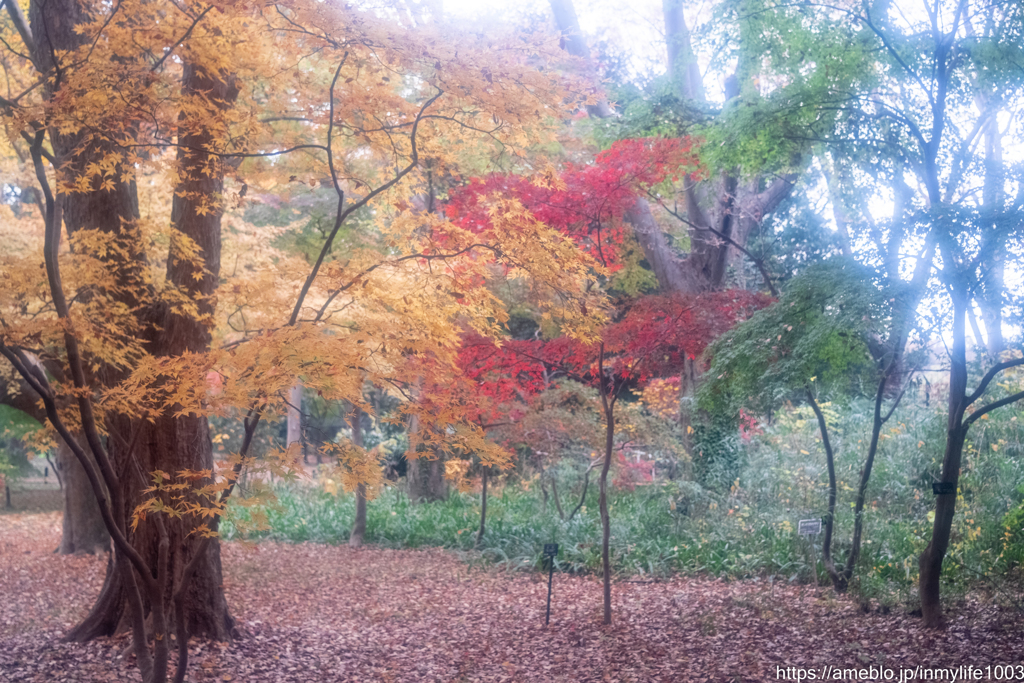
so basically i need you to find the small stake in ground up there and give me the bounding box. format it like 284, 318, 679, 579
543, 543, 559, 625
798, 518, 822, 586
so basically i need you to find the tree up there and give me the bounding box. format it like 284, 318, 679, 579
755, 0, 1024, 626
1, 369, 108, 552
348, 402, 366, 548
702, 260, 926, 591
547, 0, 846, 457
447, 288, 763, 624
0, 2, 599, 681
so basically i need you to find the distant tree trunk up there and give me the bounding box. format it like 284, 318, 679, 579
550, 473, 565, 521
476, 468, 488, 548
56, 436, 109, 555
407, 456, 447, 503
547, 0, 616, 118
287, 383, 302, 449
0, 377, 105, 551
349, 405, 366, 548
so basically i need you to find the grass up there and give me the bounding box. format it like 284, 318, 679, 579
220, 391, 1024, 612
222, 479, 822, 580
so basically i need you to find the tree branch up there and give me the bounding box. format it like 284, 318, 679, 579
965, 355, 1024, 408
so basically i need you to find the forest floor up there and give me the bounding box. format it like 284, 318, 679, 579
1, 512, 1022, 683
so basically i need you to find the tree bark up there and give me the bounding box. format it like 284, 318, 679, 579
476, 468, 488, 548
407, 456, 447, 503
598, 396, 614, 626
287, 384, 303, 448
919, 287, 969, 629
662, 0, 705, 101
50, 46, 240, 642
349, 405, 366, 548
56, 435, 109, 555
597, 345, 615, 626
806, 391, 840, 590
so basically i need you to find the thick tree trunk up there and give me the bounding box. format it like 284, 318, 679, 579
407, 456, 447, 503
43, 40, 240, 639
67, 414, 234, 643
349, 405, 366, 548
56, 436, 109, 555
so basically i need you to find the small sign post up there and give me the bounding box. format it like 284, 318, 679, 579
932, 482, 956, 496
798, 518, 822, 536
543, 543, 559, 625
798, 519, 822, 587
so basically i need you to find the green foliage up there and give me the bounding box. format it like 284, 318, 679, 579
217, 354, 1024, 609
692, 415, 742, 492
220, 477, 810, 579
0, 406, 43, 481
1002, 488, 1024, 571
701, 259, 885, 418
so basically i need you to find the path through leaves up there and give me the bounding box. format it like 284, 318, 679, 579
1, 513, 1021, 682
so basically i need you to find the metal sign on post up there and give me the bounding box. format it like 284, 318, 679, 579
798, 519, 821, 587
932, 482, 956, 496
798, 518, 822, 536
543, 543, 559, 625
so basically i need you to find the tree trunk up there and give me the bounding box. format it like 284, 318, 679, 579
919, 288, 969, 628
56, 435, 109, 555
550, 474, 565, 521
476, 468, 488, 548
287, 384, 303, 448
599, 399, 614, 626
407, 456, 447, 503
596, 344, 616, 626
349, 405, 366, 548
67, 415, 235, 643
0, 377, 106, 553
547, 0, 616, 118
806, 391, 841, 590
51, 46, 240, 642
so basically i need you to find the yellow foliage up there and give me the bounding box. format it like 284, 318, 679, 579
0, 0, 603, 535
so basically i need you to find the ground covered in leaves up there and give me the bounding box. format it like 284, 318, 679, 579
1, 513, 1022, 682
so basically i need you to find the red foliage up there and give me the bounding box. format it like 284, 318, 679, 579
444, 137, 701, 269
612, 453, 655, 491
451, 290, 769, 423
738, 408, 763, 441
601, 291, 771, 383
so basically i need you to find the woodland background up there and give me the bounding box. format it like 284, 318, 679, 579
1, 0, 1024, 681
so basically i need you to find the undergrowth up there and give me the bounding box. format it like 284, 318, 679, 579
221, 393, 1024, 611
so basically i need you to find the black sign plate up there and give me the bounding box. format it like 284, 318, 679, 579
798, 518, 822, 536
932, 482, 956, 495
543, 543, 559, 557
